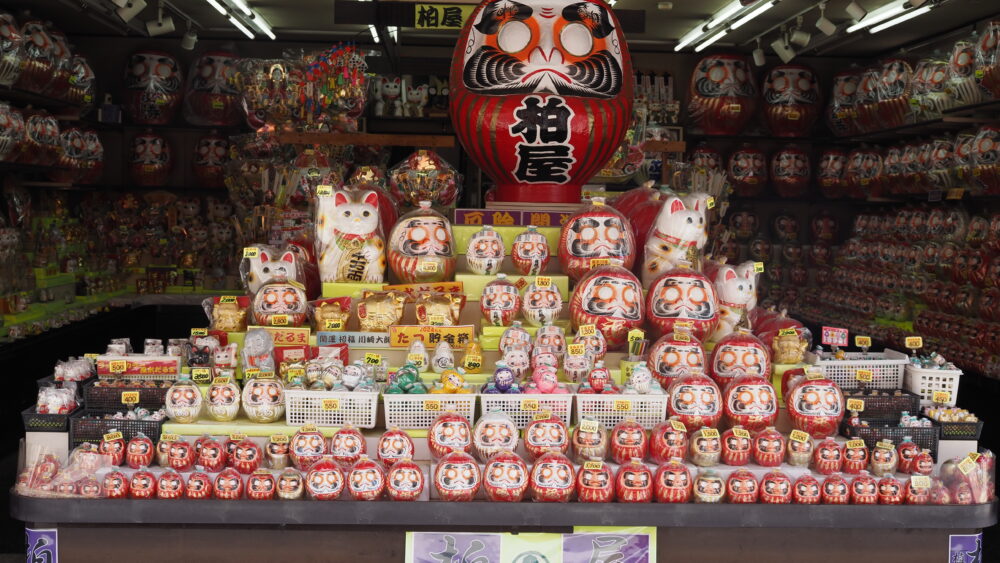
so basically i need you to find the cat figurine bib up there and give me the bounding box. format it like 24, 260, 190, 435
317, 190, 386, 283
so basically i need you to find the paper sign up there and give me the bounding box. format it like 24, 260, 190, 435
821, 326, 849, 347
932, 391, 952, 404
905, 336, 923, 349
855, 336, 872, 348
578, 324, 596, 337
423, 400, 442, 411
846, 398, 865, 412
732, 428, 751, 439
322, 398, 340, 411
958, 456, 976, 475
521, 399, 540, 411
700, 428, 720, 439
103, 432, 123, 442
121, 391, 139, 404
365, 353, 383, 365
389, 325, 475, 348
855, 369, 874, 383
789, 430, 810, 443
846, 439, 866, 450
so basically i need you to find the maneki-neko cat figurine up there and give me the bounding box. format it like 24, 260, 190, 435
358, 291, 407, 332
316, 189, 386, 284
642, 196, 707, 286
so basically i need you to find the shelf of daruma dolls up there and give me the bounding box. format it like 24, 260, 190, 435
452, 225, 561, 255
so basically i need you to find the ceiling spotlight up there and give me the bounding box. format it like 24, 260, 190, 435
752, 39, 766, 66
145, 5, 175, 36
771, 36, 796, 63
657, 2, 673, 9
790, 28, 811, 47
846, 1, 867, 21
368, 24, 380, 44
815, 3, 837, 36
181, 22, 197, 50
116, 0, 147, 23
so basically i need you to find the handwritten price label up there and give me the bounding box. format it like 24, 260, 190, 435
270, 315, 289, 326
846, 399, 865, 412
316, 185, 334, 196
256, 370, 276, 379
789, 430, 810, 443
418, 261, 439, 273
855, 369, 874, 383
533, 411, 553, 421
628, 328, 645, 343
423, 400, 441, 411
191, 368, 212, 383
407, 353, 426, 368
855, 336, 872, 348
700, 428, 720, 439
103, 432, 123, 442
578, 324, 596, 337
364, 353, 383, 365
324, 320, 344, 330
753, 262, 765, 273
219, 296, 238, 304
229, 433, 247, 441
589, 258, 610, 267
932, 391, 952, 404
673, 332, 691, 342
269, 434, 289, 444
613, 399, 632, 411
732, 428, 751, 439
534, 276, 552, 288
580, 420, 600, 433
520, 399, 540, 411
301, 424, 318, 433
567, 344, 585, 356
910, 475, 931, 489
160, 433, 180, 443
109, 360, 128, 374
958, 456, 977, 475
670, 420, 687, 433
846, 439, 866, 450
464, 355, 482, 371
121, 391, 139, 404
583, 461, 604, 470
243, 247, 260, 259
778, 328, 799, 337
322, 399, 340, 411
905, 336, 924, 349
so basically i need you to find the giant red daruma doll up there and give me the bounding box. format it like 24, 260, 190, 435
124, 50, 183, 125
762, 64, 821, 138
449, 0, 633, 203
184, 51, 240, 127
688, 54, 757, 136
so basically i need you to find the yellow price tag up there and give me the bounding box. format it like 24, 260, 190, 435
219, 296, 238, 304
229, 433, 247, 441
628, 328, 645, 343
423, 400, 442, 411
583, 461, 604, 470
322, 398, 340, 411
109, 360, 127, 374
910, 475, 931, 489
191, 328, 208, 337
428, 314, 446, 326
806, 372, 825, 381
244, 368, 261, 378
535, 276, 552, 287
102, 432, 123, 442
316, 185, 334, 196
191, 367, 212, 383
855, 336, 872, 348
613, 399, 632, 411
364, 353, 383, 365
418, 261, 439, 273
905, 336, 924, 349
270, 434, 289, 444
590, 258, 610, 267
407, 353, 426, 367
464, 355, 482, 370
578, 324, 596, 337
673, 332, 691, 342
732, 428, 751, 439
958, 456, 976, 475
84, 353, 98, 360
301, 424, 318, 433
846, 398, 865, 412
580, 420, 600, 433
287, 368, 306, 378
846, 439, 866, 450
243, 247, 260, 258
160, 433, 180, 442
968, 452, 981, 462
533, 411, 553, 421
855, 369, 874, 383
212, 377, 232, 385
121, 391, 140, 404
876, 440, 894, 450
256, 370, 275, 379
567, 344, 585, 356
932, 391, 952, 404
521, 399, 540, 411
778, 328, 798, 337
947, 188, 965, 200
700, 428, 720, 439
270, 315, 289, 326
789, 430, 810, 443
753, 262, 765, 273
707, 196, 716, 209
670, 420, 687, 433
324, 319, 344, 330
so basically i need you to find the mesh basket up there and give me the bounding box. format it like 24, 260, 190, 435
904, 365, 961, 407
22, 406, 80, 433
284, 387, 381, 428
479, 389, 575, 429
841, 389, 921, 419
932, 419, 984, 441
806, 349, 907, 390
840, 419, 939, 459
83, 380, 168, 415
69, 413, 165, 448
383, 393, 477, 429
574, 394, 668, 429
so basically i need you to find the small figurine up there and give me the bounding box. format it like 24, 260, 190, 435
511, 225, 551, 276
416, 292, 464, 326
577, 361, 620, 394
429, 368, 473, 394
481, 274, 521, 326
431, 341, 455, 374
358, 290, 407, 332
384, 362, 430, 394
523, 365, 570, 394
480, 361, 522, 394
466, 225, 504, 275
522, 279, 563, 326
473, 410, 519, 462
623, 363, 665, 395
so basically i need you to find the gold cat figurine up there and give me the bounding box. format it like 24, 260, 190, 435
357, 291, 407, 332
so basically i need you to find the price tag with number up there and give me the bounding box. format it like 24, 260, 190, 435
932, 390, 952, 404
876, 440, 894, 450
753, 262, 765, 273
855, 336, 872, 348
628, 328, 645, 343
911, 475, 931, 489
855, 369, 874, 383
322, 398, 340, 411
244, 368, 261, 378
958, 456, 977, 475
212, 377, 231, 385
219, 296, 238, 304
674, 332, 691, 342
583, 461, 604, 470
846, 398, 865, 412
270, 315, 289, 326
407, 353, 426, 368
905, 336, 923, 349
521, 399, 540, 411
191, 327, 208, 337
316, 185, 334, 196
423, 400, 441, 411
590, 258, 610, 267
301, 424, 317, 433
567, 344, 585, 356
846, 439, 866, 450
533, 411, 553, 421
613, 399, 632, 411
243, 247, 260, 258
806, 371, 825, 381
270, 434, 289, 444
418, 261, 439, 273
535, 276, 552, 287
778, 328, 798, 337
701, 428, 720, 439
670, 420, 687, 433
578, 324, 596, 337
707, 196, 716, 209
789, 430, 810, 443
364, 353, 383, 365
324, 319, 344, 330
464, 355, 482, 371
160, 433, 180, 443
103, 432, 123, 442
580, 419, 600, 433
109, 360, 128, 374
428, 314, 446, 326
229, 433, 247, 442
121, 391, 139, 404
732, 428, 751, 439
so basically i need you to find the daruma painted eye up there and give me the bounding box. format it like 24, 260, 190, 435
560, 22, 592, 57
498, 21, 531, 53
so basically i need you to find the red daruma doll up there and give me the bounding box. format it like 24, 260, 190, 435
726, 468, 759, 504
616, 459, 653, 503
559, 198, 636, 282
650, 419, 688, 464
576, 459, 614, 503
483, 450, 528, 502
610, 418, 647, 465
569, 261, 643, 350
687, 54, 757, 136
721, 426, 752, 466
655, 458, 692, 503
435, 450, 481, 501
530, 451, 575, 502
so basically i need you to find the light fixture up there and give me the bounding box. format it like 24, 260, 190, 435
227, 0, 253, 17
145, 4, 175, 36
706, 0, 743, 30
771, 35, 796, 63
753, 38, 766, 66
205, 0, 227, 15
675, 25, 707, 51
369, 24, 380, 44
846, 0, 908, 33
116, 0, 147, 23
247, 11, 275, 39
869, 4, 931, 33
387, 25, 398, 42
815, 2, 837, 36
694, 28, 728, 52
657, 2, 674, 9
731, 0, 777, 30
845, 0, 867, 21
228, 16, 254, 38
181, 29, 198, 49
788, 15, 811, 46
110, 0, 130, 7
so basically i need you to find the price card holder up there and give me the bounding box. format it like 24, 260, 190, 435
789, 430, 810, 443
121, 391, 139, 405
846, 439, 866, 450
423, 400, 441, 411
613, 399, 632, 411
932, 391, 952, 404
322, 398, 340, 411
670, 420, 686, 433
732, 428, 751, 439
846, 399, 865, 412
583, 461, 603, 470
364, 353, 383, 366
578, 324, 596, 337
700, 428, 720, 439
855, 369, 873, 383
520, 399, 540, 411
580, 420, 599, 433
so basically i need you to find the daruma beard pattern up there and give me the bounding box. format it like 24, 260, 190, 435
461, 0, 624, 98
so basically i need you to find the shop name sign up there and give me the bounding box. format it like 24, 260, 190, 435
414, 4, 475, 29
454, 209, 573, 227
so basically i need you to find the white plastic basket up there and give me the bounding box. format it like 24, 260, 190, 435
574, 394, 668, 429
904, 364, 961, 407
383, 393, 477, 429
479, 388, 575, 429
284, 387, 381, 428
806, 349, 907, 390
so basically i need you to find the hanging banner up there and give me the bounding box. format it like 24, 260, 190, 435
26, 528, 58, 563
404, 528, 655, 562
414, 4, 475, 29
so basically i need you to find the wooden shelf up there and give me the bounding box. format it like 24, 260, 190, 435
276, 130, 455, 147
0, 86, 85, 119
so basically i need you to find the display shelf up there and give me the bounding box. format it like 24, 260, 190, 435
686, 132, 838, 144
0, 86, 86, 117
457, 273, 570, 303
847, 116, 983, 143
363, 116, 454, 135
10, 495, 997, 528
275, 131, 455, 148
943, 99, 1000, 118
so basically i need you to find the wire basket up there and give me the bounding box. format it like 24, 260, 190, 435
83, 380, 168, 415
69, 413, 165, 448
22, 406, 80, 433
806, 349, 907, 390
931, 419, 984, 441
574, 393, 668, 429
840, 419, 939, 460
284, 387, 381, 428
841, 389, 921, 419
904, 364, 961, 407
479, 389, 575, 429
383, 393, 477, 429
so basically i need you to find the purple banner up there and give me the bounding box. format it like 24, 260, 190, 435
409, 532, 502, 563
454, 209, 574, 228
949, 533, 983, 563
562, 533, 650, 563
26, 528, 58, 563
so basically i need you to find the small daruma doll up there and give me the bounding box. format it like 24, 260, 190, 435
726, 468, 759, 504
525, 414, 569, 461
667, 372, 722, 430
869, 442, 899, 477
104, 471, 129, 499
331, 425, 367, 466
435, 449, 481, 501
761, 470, 793, 504
850, 471, 878, 505
708, 329, 770, 389
785, 374, 844, 438
126, 433, 154, 469
689, 427, 722, 467
650, 419, 689, 463
241, 375, 285, 423
247, 470, 276, 501
522, 279, 563, 327
559, 198, 636, 281
794, 474, 821, 504
721, 426, 752, 466
466, 225, 504, 275
693, 469, 725, 503
722, 374, 777, 432
813, 437, 844, 475
483, 450, 529, 502
843, 439, 869, 475
184, 50, 239, 126
207, 377, 241, 422
645, 267, 718, 341
277, 469, 304, 500
99, 431, 125, 466
511, 226, 550, 276
123, 50, 183, 124
570, 261, 643, 349
231, 439, 263, 474
655, 458, 692, 503
572, 418, 609, 464
168, 439, 196, 472
388, 201, 455, 283
473, 410, 519, 462
878, 476, 904, 505
348, 455, 387, 501
305, 457, 345, 500
429, 412, 472, 459
530, 451, 575, 502
821, 473, 850, 504
753, 427, 786, 467
610, 418, 648, 464
786, 432, 813, 467
481, 274, 521, 326
165, 376, 203, 423
129, 470, 157, 499
616, 459, 653, 503
157, 470, 185, 500
387, 458, 425, 501
647, 329, 706, 386
129, 131, 171, 187
577, 459, 614, 503
377, 427, 415, 468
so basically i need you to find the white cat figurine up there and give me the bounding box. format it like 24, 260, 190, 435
642, 195, 707, 286
246, 249, 299, 296
316, 189, 386, 283
733, 260, 759, 311
379, 77, 403, 117
213, 343, 238, 376
708, 263, 755, 343
403, 84, 428, 117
